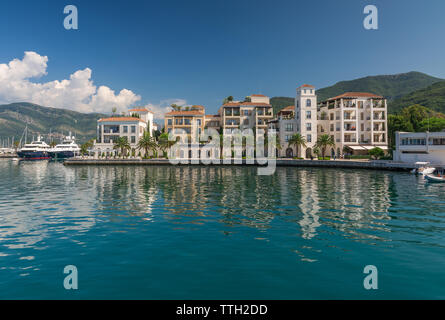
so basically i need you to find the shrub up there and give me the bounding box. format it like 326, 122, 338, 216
369, 147, 385, 160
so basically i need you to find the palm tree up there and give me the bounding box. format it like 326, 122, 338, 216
316, 134, 335, 159
49, 141, 57, 148
137, 131, 158, 158
288, 133, 306, 158
223, 96, 234, 104
80, 139, 94, 156
112, 107, 117, 116
157, 132, 175, 158
113, 136, 130, 157
170, 104, 181, 111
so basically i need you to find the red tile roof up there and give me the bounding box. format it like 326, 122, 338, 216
99, 117, 146, 123
279, 105, 295, 113
222, 102, 271, 107
165, 110, 205, 116
129, 108, 153, 113
205, 114, 220, 118
251, 94, 267, 97
328, 92, 384, 100
299, 84, 315, 88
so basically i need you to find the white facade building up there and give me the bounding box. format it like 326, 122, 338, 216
268, 85, 317, 158
318, 92, 388, 157
94, 107, 154, 156
394, 131, 445, 165
295, 84, 318, 157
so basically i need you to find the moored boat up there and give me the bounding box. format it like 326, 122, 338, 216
425, 174, 445, 183
48, 133, 80, 160
411, 162, 435, 175
17, 136, 51, 160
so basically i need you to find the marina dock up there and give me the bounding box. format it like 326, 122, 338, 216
63, 158, 419, 171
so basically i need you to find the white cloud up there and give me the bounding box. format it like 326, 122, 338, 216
144, 98, 188, 120
0, 51, 141, 113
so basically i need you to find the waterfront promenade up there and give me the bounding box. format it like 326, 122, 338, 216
63, 158, 419, 171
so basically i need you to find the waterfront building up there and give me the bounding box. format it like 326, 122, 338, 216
218, 94, 273, 137
164, 105, 206, 144
393, 131, 445, 164
317, 92, 388, 157
94, 107, 154, 155
204, 114, 221, 132
268, 85, 317, 158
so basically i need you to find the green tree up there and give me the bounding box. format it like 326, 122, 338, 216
80, 139, 94, 155
313, 146, 320, 157
223, 96, 234, 105
419, 117, 445, 132
112, 107, 117, 116
137, 131, 158, 158
158, 132, 175, 158
287, 133, 306, 158
113, 136, 130, 157
388, 114, 414, 149
369, 147, 385, 160
401, 104, 435, 131
170, 104, 181, 111
315, 134, 335, 159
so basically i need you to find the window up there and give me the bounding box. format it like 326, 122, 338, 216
306, 111, 311, 119
306, 99, 311, 107
123, 126, 128, 133
307, 134, 312, 143
285, 135, 290, 142
167, 119, 172, 126
361, 124, 364, 131
360, 113, 364, 121
285, 123, 293, 132
330, 124, 334, 132
197, 119, 202, 126
330, 113, 334, 121
184, 119, 191, 125
131, 126, 136, 133
131, 136, 136, 144
306, 123, 312, 131
243, 110, 249, 116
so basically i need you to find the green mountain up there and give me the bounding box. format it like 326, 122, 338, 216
270, 97, 294, 115
388, 81, 445, 114
0, 103, 105, 144
316, 71, 442, 102
270, 71, 443, 114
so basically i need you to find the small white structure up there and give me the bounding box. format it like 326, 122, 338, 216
394, 131, 445, 165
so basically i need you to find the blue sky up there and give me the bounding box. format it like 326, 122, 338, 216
0, 0, 444, 117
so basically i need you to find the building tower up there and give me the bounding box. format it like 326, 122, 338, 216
295, 84, 317, 158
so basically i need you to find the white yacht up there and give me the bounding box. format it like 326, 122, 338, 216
412, 162, 436, 176
17, 136, 51, 160
49, 134, 81, 159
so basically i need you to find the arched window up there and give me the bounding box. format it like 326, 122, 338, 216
306, 99, 311, 107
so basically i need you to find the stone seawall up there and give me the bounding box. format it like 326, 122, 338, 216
63, 158, 416, 171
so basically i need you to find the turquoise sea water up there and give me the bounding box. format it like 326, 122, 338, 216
0, 159, 444, 299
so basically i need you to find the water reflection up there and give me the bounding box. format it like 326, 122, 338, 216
2, 161, 445, 254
